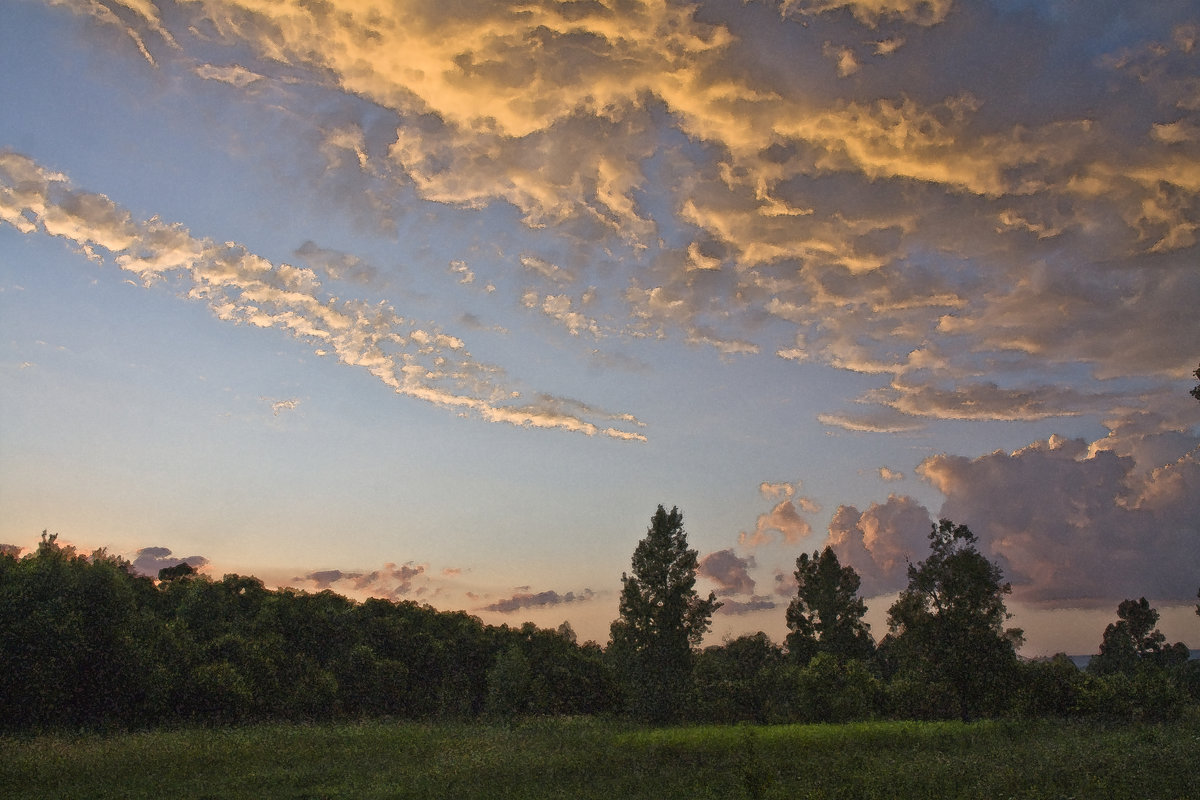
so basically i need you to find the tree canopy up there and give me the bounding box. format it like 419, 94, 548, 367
609, 505, 720, 722
886, 520, 1023, 721
1089, 597, 1190, 675
785, 546, 873, 664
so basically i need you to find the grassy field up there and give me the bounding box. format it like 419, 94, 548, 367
3, 715, 1199, 799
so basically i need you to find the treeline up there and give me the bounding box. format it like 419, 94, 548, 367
2, 518, 1198, 733
0, 533, 618, 730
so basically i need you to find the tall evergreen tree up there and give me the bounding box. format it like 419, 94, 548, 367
609, 505, 720, 722
886, 520, 1023, 721
785, 546, 874, 664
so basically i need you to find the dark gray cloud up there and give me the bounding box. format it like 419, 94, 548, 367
483, 589, 594, 614
298, 562, 429, 598
920, 434, 1200, 607
716, 596, 777, 615
131, 546, 209, 578
699, 549, 757, 596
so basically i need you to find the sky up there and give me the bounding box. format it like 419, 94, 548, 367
1, 0, 1198, 656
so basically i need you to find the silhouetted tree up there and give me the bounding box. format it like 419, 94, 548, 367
157, 562, 197, 582
609, 505, 720, 722
785, 546, 873, 664
886, 520, 1023, 721
1089, 597, 1189, 675
1191, 362, 1200, 403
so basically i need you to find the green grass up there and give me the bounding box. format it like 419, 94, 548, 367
3, 715, 1198, 799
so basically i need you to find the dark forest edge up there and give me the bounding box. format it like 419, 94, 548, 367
1, 511, 1198, 733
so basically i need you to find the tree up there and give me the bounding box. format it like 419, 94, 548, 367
1088, 597, 1189, 675
692, 632, 784, 723
485, 644, 533, 718
1191, 362, 1200, 403
785, 546, 873, 664
886, 519, 1023, 721
609, 505, 720, 722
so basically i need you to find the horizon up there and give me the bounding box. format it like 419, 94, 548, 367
2, 0, 1198, 660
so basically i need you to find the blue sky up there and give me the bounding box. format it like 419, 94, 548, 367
2, 0, 1198, 654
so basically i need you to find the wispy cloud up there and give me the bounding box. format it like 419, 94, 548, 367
0, 150, 646, 441
483, 588, 595, 614
296, 562, 430, 599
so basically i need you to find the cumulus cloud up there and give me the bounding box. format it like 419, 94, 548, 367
826, 494, 932, 596
483, 588, 595, 614
809, 422, 1200, 608
699, 549, 757, 596
918, 433, 1200, 607
131, 546, 209, 578
0, 150, 646, 441
739, 499, 816, 547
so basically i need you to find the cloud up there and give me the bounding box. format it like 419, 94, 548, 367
823, 42, 860, 77
716, 596, 778, 615
265, 397, 300, 415
760, 481, 796, 500
918, 433, 1200, 607
131, 546, 209, 578
298, 561, 429, 599
699, 549, 757, 596
29, 1, 1200, 439
739, 499, 816, 547
483, 588, 594, 614
194, 63, 266, 88
45, 0, 177, 65
878, 466, 903, 481
303, 569, 351, 589
826, 494, 932, 596
774, 0, 956, 28
293, 241, 380, 286
0, 150, 646, 441
448, 260, 475, 285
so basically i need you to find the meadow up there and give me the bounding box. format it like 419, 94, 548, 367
3, 715, 1198, 800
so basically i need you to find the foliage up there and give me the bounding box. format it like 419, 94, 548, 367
785, 546, 874, 664
1089, 597, 1190, 676
1, 524, 1194, 733
793, 653, 880, 723
886, 520, 1024, 721
0, 532, 616, 731
609, 505, 720, 722
691, 633, 786, 723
